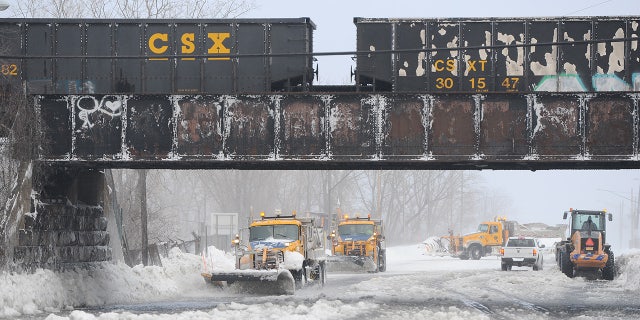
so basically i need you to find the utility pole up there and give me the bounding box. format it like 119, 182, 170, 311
635, 187, 640, 248
459, 171, 464, 232
138, 169, 148, 266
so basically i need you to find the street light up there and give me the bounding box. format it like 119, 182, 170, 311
0, 1, 9, 11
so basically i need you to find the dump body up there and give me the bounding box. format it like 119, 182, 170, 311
0, 18, 315, 94
354, 16, 640, 93
327, 217, 386, 272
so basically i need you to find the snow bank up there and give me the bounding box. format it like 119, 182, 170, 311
2, 243, 640, 319
42, 303, 490, 320
204, 245, 236, 272
0, 248, 210, 318
615, 250, 640, 291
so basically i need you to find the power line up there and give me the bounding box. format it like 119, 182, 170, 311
564, 0, 614, 16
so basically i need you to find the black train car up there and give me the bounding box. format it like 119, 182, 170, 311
354, 17, 640, 93
0, 18, 315, 94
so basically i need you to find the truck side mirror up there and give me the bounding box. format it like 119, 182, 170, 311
563, 211, 568, 220
608, 213, 613, 221
540, 244, 545, 248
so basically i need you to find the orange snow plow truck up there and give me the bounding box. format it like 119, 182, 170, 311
326, 215, 386, 272
442, 216, 517, 260
201, 211, 326, 294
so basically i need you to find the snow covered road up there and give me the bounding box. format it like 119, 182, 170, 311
1, 245, 639, 319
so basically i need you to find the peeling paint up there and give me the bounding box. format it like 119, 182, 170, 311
584, 29, 592, 61
608, 28, 626, 74
530, 29, 558, 76
563, 63, 578, 74
497, 32, 524, 76
416, 29, 427, 77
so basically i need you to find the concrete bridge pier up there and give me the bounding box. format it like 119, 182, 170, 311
13, 165, 111, 270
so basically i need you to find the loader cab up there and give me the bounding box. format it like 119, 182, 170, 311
563, 209, 612, 243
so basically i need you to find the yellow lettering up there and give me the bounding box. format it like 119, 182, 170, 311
479, 60, 487, 71
207, 32, 231, 60
181, 33, 196, 61
435, 60, 444, 72
149, 33, 169, 61
467, 60, 476, 72
1, 64, 18, 76
446, 59, 456, 72
501, 77, 520, 91
435, 77, 454, 89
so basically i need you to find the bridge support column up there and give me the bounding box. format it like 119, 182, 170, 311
13, 165, 111, 270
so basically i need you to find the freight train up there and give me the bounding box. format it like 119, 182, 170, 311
0, 16, 638, 95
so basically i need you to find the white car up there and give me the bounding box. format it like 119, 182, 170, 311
500, 236, 544, 271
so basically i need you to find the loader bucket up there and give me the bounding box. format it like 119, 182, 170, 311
203, 269, 295, 295
325, 255, 377, 273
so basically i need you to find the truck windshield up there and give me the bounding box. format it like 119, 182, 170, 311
250, 224, 299, 241
338, 224, 374, 237
507, 238, 536, 247
477, 224, 489, 232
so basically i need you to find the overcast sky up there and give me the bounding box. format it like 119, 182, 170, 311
247, 0, 640, 249
249, 0, 639, 84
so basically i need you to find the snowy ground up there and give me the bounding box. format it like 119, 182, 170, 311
1, 244, 639, 319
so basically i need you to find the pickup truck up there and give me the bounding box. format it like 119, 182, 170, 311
500, 236, 544, 271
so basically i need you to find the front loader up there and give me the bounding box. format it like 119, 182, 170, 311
556, 209, 615, 280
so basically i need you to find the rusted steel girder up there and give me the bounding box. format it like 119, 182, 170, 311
37, 93, 640, 170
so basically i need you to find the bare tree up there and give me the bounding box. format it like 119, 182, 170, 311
8, 0, 256, 19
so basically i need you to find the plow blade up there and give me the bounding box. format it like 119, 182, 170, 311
202, 269, 295, 295
325, 255, 377, 273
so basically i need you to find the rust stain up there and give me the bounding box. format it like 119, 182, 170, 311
385, 99, 425, 157
281, 98, 324, 157
587, 98, 633, 156
480, 98, 528, 156
177, 99, 221, 156
532, 98, 580, 156
430, 97, 475, 157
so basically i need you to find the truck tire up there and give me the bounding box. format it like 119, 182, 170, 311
501, 262, 511, 271
602, 251, 615, 280
315, 261, 326, 286
560, 251, 574, 278
470, 245, 482, 260
378, 249, 386, 272
293, 262, 307, 288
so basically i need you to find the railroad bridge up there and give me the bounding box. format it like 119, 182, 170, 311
1, 16, 640, 268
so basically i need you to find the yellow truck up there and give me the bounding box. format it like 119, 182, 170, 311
201, 211, 326, 294
327, 215, 386, 272
440, 216, 567, 260
443, 216, 517, 260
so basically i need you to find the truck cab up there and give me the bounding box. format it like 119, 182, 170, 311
456, 217, 516, 260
